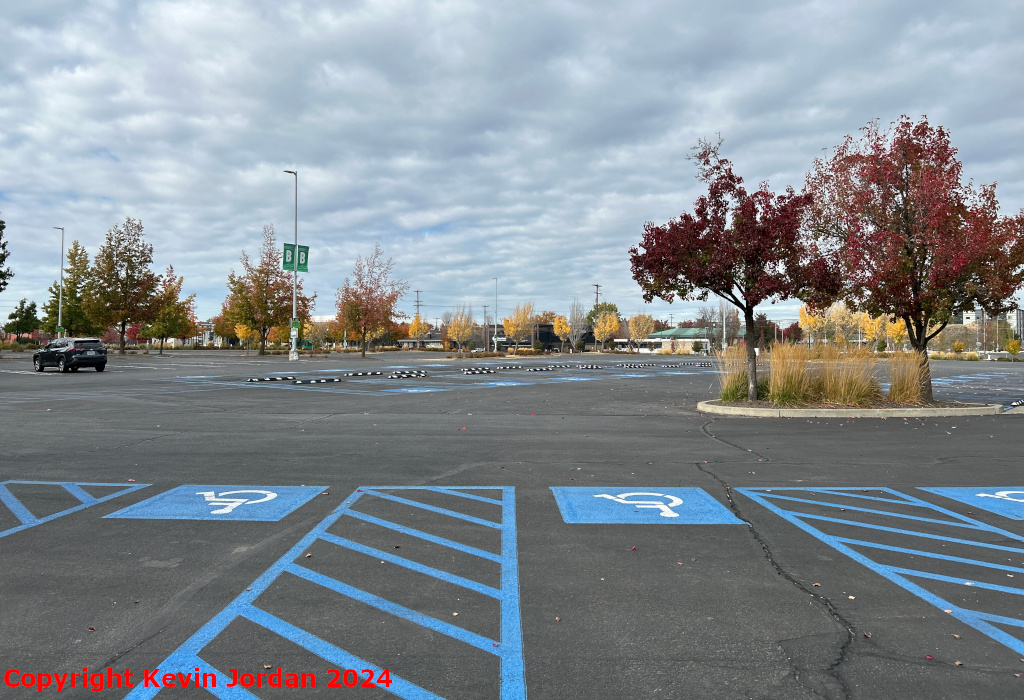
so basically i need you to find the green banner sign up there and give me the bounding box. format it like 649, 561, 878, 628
282, 244, 309, 272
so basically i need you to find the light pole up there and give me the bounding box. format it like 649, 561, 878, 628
482, 305, 488, 349
283, 170, 298, 361
53, 227, 64, 337
493, 277, 498, 353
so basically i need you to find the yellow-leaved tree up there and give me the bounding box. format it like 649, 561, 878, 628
861, 314, 886, 349
1005, 338, 1020, 359
552, 314, 570, 352
235, 324, 257, 355
408, 314, 431, 348
593, 311, 619, 351
798, 306, 824, 344
887, 319, 908, 350
627, 314, 655, 352
448, 305, 474, 352
503, 302, 535, 353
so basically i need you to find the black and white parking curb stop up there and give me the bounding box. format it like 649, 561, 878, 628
343, 371, 383, 377
293, 378, 342, 384
246, 376, 296, 382
616, 363, 657, 369
526, 367, 555, 372
495, 365, 522, 370
388, 371, 428, 379
574, 365, 602, 369
463, 370, 496, 374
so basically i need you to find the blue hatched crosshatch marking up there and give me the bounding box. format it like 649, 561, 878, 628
125, 486, 526, 700
0, 480, 150, 539
737, 487, 1024, 655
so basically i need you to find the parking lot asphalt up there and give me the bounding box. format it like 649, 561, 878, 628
1, 351, 1023, 699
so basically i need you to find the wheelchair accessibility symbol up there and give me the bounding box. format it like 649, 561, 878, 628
977, 490, 1024, 503
106, 484, 326, 521
550, 486, 743, 524
919, 486, 1024, 521
594, 492, 684, 517
196, 489, 277, 515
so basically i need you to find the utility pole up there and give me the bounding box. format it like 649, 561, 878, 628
669, 313, 674, 328
482, 304, 488, 348
593, 284, 601, 309
414, 290, 422, 318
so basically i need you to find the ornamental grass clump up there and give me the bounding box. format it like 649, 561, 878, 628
717, 344, 769, 401
817, 347, 881, 406
888, 352, 925, 405
716, 345, 749, 402
767, 344, 813, 406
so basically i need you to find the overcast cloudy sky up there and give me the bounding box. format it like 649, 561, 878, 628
2, 0, 1022, 327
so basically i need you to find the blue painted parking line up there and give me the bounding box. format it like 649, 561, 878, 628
126, 486, 525, 700
551, 487, 743, 524
0, 480, 150, 539
920, 486, 1024, 521
738, 487, 1024, 655
105, 485, 325, 521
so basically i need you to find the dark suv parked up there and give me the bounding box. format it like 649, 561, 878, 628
33, 338, 107, 372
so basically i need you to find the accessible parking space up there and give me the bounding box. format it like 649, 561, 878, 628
2, 352, 1024, 698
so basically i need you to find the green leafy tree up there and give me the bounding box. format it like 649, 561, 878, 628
84, 218, 161, 354
4, 299, 40, 338
586, 302, 619, 327
142, 267, 196, 354
0, 216, 11, 294
41, 241, 101, 337
224, 224, 314, 355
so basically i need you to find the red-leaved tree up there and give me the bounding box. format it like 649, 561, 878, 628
807, 116, 1024, 401
336, 244, 409, 357
631, 139, 834, 400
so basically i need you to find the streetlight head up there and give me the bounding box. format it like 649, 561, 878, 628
53, 226, 63, 231
283, 170, 296, 175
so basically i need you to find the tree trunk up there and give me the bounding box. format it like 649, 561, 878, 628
744, 307, 758, 401
159, 338, 164, 355
119, 320, 127, 354
915, 345, 933, 403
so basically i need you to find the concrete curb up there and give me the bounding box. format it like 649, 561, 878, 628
697, 399, 1007, 418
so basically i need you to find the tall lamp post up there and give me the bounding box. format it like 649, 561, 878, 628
283, 170, 298, 361
53, 227, 65, 337
493, 277, 498, 353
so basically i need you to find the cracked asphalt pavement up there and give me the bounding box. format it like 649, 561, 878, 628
1, 351, 1022, 699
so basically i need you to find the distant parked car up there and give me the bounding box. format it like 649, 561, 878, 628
33, 337, 107, 372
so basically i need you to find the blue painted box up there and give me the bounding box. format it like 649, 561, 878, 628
106, 485, 326, 521
920, 487, 1024, 521
550, 487, 742, 524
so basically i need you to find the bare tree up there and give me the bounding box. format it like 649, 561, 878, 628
568, 298, 587, 351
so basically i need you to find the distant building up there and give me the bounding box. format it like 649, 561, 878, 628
1012, 309, 1024, 339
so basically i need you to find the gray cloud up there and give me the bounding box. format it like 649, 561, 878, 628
1, 0, 1022, 327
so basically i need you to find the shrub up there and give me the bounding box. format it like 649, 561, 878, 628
952, 340, 964, 354
888, 352, 924, 405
